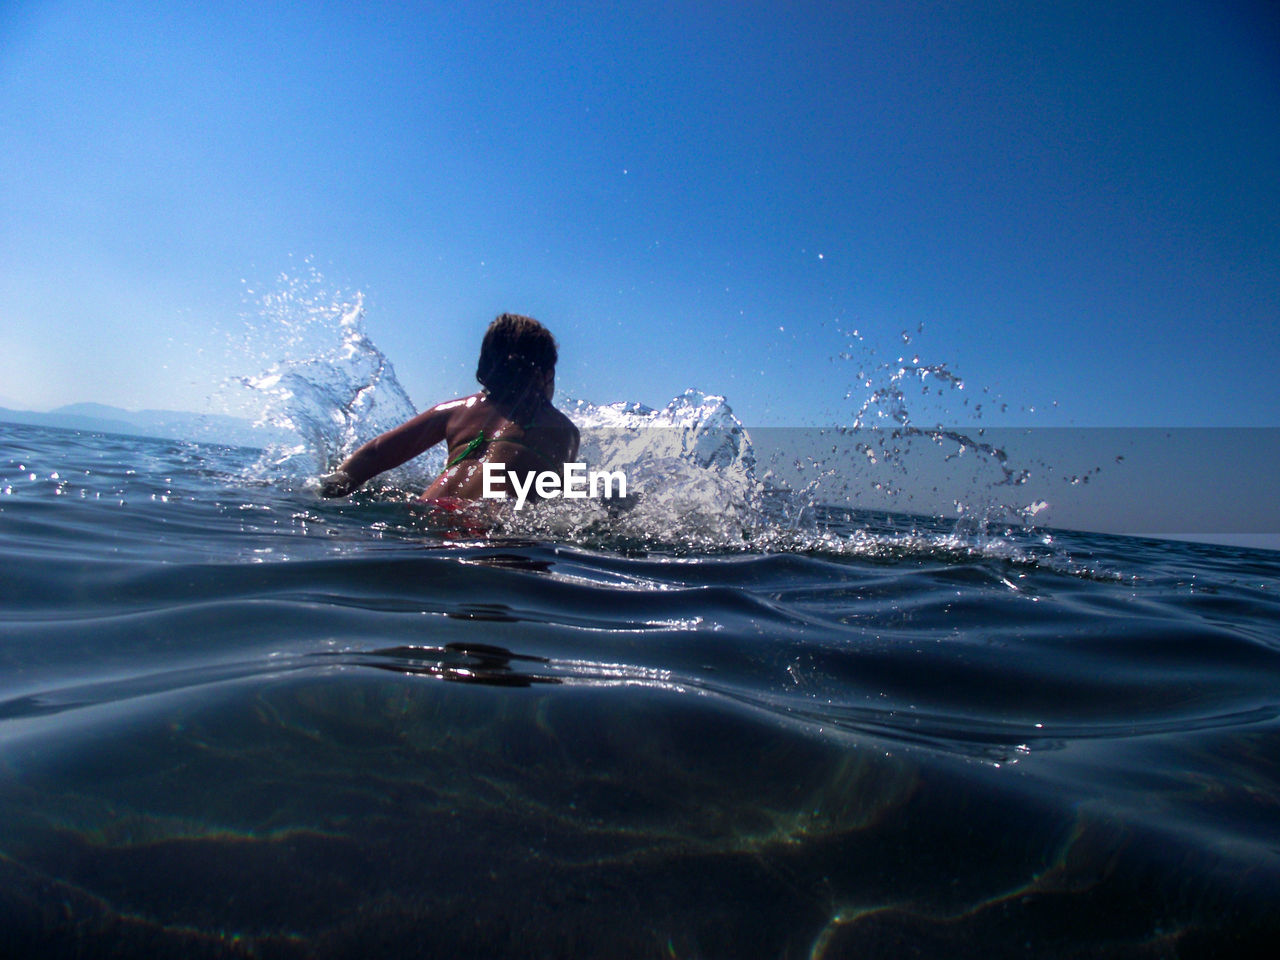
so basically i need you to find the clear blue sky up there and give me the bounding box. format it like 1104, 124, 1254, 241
2, 0, 1277, 427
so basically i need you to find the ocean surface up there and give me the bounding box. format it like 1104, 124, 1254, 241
2, 416, 1279, 959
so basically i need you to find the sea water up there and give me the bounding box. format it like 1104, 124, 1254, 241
2, 291, 1278, 957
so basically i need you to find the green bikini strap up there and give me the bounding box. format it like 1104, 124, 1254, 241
446, 430, 486, 468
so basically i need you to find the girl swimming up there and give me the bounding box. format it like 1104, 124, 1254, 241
318, 313, 580, 503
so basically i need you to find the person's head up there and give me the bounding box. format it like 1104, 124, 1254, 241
475, 313, 559, 403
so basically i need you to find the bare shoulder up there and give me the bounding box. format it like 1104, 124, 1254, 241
548, 406, 580, 439
429, 393, 486, 417
428, 393, 486, 430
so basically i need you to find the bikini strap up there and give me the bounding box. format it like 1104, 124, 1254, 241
446, 430, 486, 468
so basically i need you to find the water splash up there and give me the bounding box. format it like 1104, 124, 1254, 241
508, 390, 766, 550
224, 273, 1065, 562
234, 267, 431, 485
567, 389, 757, 478
801, 322, 1049, 536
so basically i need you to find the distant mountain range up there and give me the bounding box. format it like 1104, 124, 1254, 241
0, 402, 287, 448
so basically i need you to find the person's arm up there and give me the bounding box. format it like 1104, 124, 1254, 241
318, 406, 450, 498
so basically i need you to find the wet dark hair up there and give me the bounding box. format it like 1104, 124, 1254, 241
475, 313, 558, 402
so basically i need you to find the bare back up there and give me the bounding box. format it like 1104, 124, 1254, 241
421, 392, 580, 501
